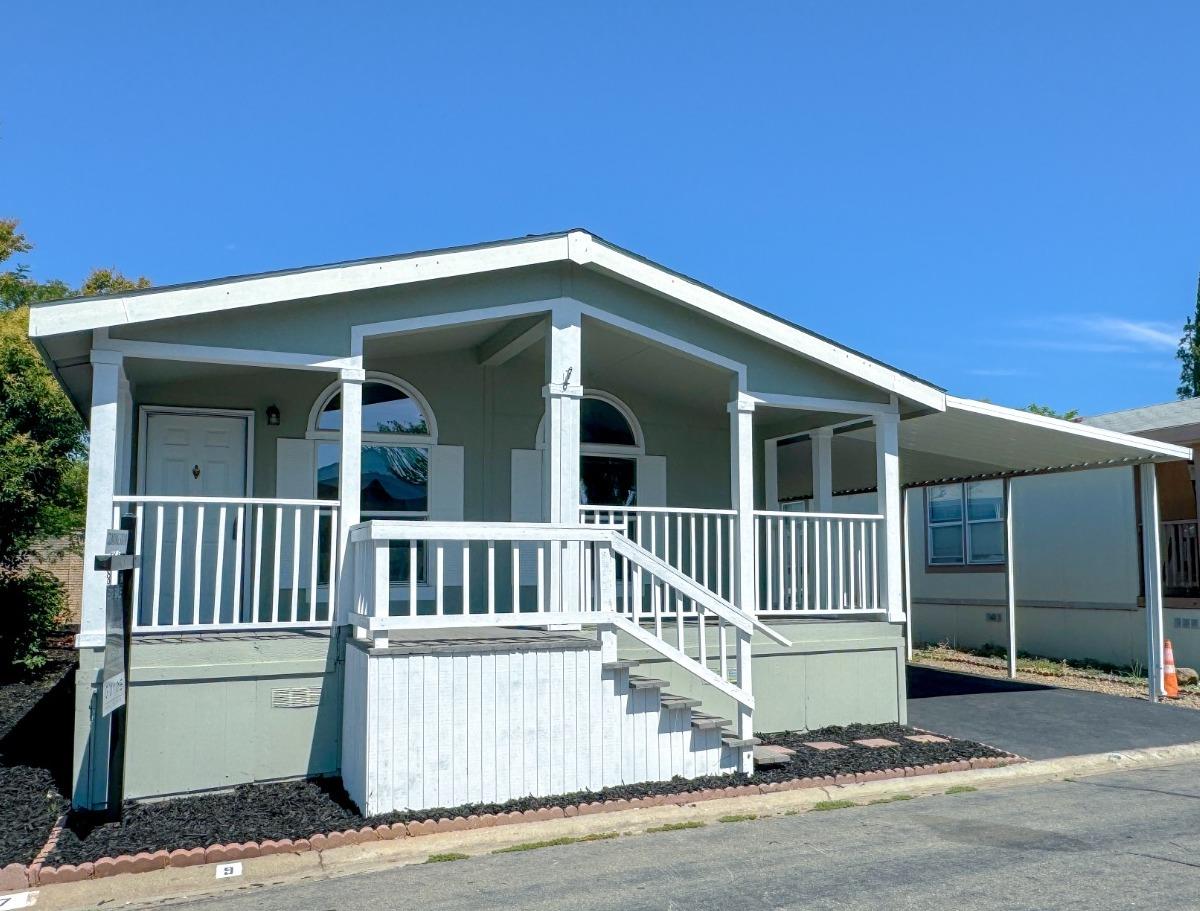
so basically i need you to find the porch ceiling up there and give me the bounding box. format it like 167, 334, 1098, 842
778, 396, 1193, 499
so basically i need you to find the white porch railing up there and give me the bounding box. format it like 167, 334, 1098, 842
754, 510, 884, 615
114, 495, 339, 632
1162, 519, 1200, 592
343, 521, 783, 723
579, 506, 737, 603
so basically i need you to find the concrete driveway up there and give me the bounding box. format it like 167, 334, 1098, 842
906, 665, 1200, 759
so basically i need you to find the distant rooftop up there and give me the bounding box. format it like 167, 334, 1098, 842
1084, 398, 1200, 434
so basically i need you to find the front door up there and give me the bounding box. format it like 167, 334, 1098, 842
141, 410, 250, 624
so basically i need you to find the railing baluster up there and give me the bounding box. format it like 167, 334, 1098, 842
131, 503, 143, 620
193, 504, 206, 624
800, 516, 809, 612
289, 506, 301, 621
436, 543, 445, 615
152, 504, 164, 626
825, 519, 834, 611
409, 539, 418, 615
462, 542, 471, 615
308, 506, 319, 620
271, 506, 282, 623
536, 544, 545, 614
718, 617, 728, 680
487, 541, 496, 614
172, 504, 184, 627
776, 516, 785, 611
253, 504, 264, 622
232, 505, 245, 623
213, 505, 227, 623
512, 543, 520, 613
327, 506, 338, 621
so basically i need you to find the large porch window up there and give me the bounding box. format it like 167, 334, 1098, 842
311, 375, 436, 583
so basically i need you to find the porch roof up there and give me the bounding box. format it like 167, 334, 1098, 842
781, 396, 1192, 497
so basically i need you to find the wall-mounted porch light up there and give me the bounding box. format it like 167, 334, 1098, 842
266, 404, 281, 426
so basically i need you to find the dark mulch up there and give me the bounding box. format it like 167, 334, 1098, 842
49, 722, 1008, 865
0, 644, 76, 867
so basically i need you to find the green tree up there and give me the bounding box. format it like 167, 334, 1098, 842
1025, 403, 1080, 421
1177, 274, 1200, 399
0, 219, 148, 670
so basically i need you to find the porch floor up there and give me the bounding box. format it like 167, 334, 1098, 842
360, 628, 597, 655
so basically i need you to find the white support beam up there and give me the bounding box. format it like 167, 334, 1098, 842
746, 391, 900, 416
811, 427, 834, 512
476, 316, 546, 367
1004, 477, 1017, 679
101, 338, 356, 372
874, 413, 904, 622
79, 348, 124, 647
729, 393, 757, 614
1140, 465, 1165, 703
337, 368, 364, 623
545, 304, 582, 616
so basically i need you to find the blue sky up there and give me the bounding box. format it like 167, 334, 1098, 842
4, 1, 1198, 415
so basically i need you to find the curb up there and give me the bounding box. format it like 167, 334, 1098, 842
12, 740, 1200, 909
7, 754, 1019, 889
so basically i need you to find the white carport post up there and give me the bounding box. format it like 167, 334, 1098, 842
1139, 465, 1165, 702
874, 412, 904, 622
902, 488, 913, 660
337, 367, 364, 624
1003, 477, 1017, 678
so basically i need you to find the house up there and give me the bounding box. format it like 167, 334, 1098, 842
908, 398, 1200, 671
28, 230, 1190, 815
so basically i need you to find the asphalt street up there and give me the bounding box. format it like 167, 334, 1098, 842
151, 759, 1200, 911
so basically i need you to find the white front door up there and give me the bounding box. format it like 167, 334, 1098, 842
141, 411, 250, 625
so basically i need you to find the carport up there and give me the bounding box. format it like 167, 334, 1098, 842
770, 395, 1193, 701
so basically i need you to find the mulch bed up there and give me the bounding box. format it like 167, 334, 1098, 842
47, 722, 1010, 866
0, 646, 75, 869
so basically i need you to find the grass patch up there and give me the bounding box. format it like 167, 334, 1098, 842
492, 832, 619, 854
811, 800, 856, 812
717, 813, 757, 823
425, 852, 469, 863
645, 821, 706, 833
868, 794, 914, 805
944, 785, 977, 795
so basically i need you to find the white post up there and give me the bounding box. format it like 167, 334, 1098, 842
811, 427, 833, 512
1140, 465, 1165, 702
337, 368, 364, 623
874, 412, 904, 623
80, 349, 124, 647
372, 540, 390, 649
902, 488, 914, 660
544, 303, 582, 614
1004, 477, 1017, 678
729, 393, 756, 615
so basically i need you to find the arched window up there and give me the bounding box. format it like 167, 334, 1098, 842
308, 373, 437, 582
537, 391, 643, 507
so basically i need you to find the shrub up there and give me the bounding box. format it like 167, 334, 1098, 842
0, 568, 65, 673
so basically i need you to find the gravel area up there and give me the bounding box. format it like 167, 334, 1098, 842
913, 647, 1200, 710
49, 722, 1008, 865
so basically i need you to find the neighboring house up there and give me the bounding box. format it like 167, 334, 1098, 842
908, 398, 1200, 671
28, 230, 1188, 814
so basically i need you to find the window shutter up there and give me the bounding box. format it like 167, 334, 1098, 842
430, 445, 465, 585
511, 449, 543, 584
636, 455, 667, 506
275, 439, 317, 602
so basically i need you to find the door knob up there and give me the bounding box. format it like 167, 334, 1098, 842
192, 465, 201, 480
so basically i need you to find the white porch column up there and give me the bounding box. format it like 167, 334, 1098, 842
811, 427, 834, 512
764, 439, 780, 510
874, 412, 904, 623
337, 368, 364, 623
79, 349, 125, 647
1140, 465, 1165, 702
543, 304, 582, 524
729, 394, 756, 614
544, 304, 582, 614
1003, 477, 1017, 678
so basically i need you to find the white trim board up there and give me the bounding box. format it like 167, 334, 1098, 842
29, 231, 940, 409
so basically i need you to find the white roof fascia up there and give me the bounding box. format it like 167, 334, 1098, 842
29, 230, 946, 411
948, 396, 1193, 462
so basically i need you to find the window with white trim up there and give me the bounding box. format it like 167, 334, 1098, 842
310, 376, 435, 583
926, 480, 1005, 566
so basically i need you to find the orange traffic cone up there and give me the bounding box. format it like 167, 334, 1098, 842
1164, 640, 1180, 698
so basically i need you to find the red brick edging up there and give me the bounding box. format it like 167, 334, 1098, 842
0, 755, 1020, 890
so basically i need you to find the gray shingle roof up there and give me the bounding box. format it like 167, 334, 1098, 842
1083, 398, 1200, 433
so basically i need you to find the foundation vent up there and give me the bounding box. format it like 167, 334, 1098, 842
271, 686, 322, 708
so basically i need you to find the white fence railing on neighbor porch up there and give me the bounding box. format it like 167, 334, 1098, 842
754, 511, 884, 615
579, 506, 738, 603
113, 495, 339, 632
1162, 520, 1200, 592
344, 521, 781, 713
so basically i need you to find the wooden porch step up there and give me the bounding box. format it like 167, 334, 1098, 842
690, 712, 731, 731
627, 675, 670, 690
659, 694, 703, 710
721, 734, 761, 749
602, 659, 640, 672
